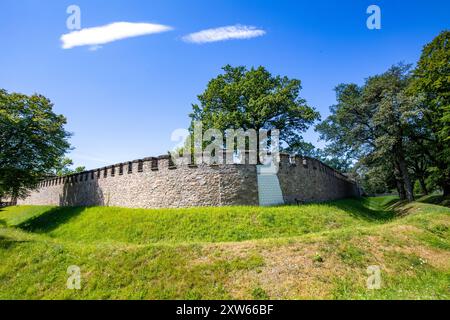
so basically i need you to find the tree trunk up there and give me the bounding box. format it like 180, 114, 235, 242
394, 141, 415, 202
394, 165, 406, 200
397, 158, 414, 202
396, 181, 406, 200
443, 180, 450, 197
419, 177, 428, 195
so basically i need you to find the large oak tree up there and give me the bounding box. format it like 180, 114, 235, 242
0, 90, 71, 200
189, 65, 320, 160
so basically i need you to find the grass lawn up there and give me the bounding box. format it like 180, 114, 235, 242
0, 196, 449, 299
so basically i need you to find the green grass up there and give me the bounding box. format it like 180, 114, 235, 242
1, 198, 394, 245
0, 205, 56, 227
0, 197, 449, 300
417, 194, 450, 208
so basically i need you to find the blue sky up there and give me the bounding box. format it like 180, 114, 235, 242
1, 0, 449, 169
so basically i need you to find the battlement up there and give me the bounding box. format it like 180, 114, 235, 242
37, 153, 356, 189
278, 154, 355, 184
19, 152, 359, 208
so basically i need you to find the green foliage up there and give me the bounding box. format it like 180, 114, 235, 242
410, 30, 450, 196
54, 157, 73, 176
317, 64, 420, 201
53, 157, 85, 177
190, 65, 320, 155
314, 148, 354, 172
414, 180, 423, 195
411, 30, 450, 140
317, 31, 450, 199
0, 90, 71, 199
358, 163, 394, 195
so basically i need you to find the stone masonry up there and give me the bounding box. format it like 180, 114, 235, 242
17, 154, 360, 208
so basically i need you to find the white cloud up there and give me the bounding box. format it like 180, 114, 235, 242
182, 25, 266, 44
61, 22, 173, 49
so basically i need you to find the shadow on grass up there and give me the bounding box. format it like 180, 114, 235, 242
17, 207, 86, 233
382, 197, 403, 208
417, 194, 450, 208
325, 197, 397, 222
0, 235, 31, 249
383, 199, 417, 217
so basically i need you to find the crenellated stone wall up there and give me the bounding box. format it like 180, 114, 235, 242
17, 154, 359, 208
277, 154, 360, 203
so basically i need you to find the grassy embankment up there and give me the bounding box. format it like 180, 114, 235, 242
0, 196, 449, 299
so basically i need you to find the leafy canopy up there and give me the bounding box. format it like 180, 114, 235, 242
0, 89, 71, 199
409, 30, 450, 195
190, 65, 320, 153
411, 30, 450, 141
53, 156, 85, 177
316, 65, 421, 200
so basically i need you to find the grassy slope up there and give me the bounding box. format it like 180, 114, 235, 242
1, 198, 395, 245
417, 194, 450, 208
0, 197, 449, 300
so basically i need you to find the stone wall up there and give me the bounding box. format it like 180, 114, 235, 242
277, 154, 360, 203
17, 154, 359, 208
17, 156, 259, 208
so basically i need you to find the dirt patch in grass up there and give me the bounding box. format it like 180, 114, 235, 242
381, 225, 450, 269
196, 221, 450, 299
202, 240, 359, 299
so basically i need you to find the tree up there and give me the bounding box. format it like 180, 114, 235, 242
357, 161, 396, 196
308, 148, 354, 172
410, 30, 450, 196
317, 65, 421, 201
189, 65, 320, 160
405, 137, 434, 195
53, 156, 85, 177
0, 90, 71, 199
